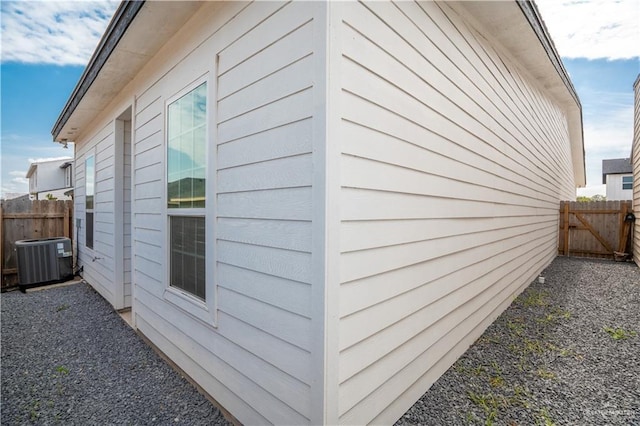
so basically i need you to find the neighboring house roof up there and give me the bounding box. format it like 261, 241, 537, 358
1, 193, 29, 201
602, 158, 633, 184
26, 164, 37, 179
51, 0, 586, 186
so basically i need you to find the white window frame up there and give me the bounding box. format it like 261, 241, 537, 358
163, 74, 216, 326
622, 175, 632, 190
64, 165, 73, 188
85, 154, 96, 251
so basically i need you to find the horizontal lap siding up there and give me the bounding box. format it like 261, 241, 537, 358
76, 122, 117, 307
131, 2, 317, 424
123, 122, 132, 307
336, 2, 576, 424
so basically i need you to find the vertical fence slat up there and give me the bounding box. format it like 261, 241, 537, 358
563, 201, 570, 255
618, 203, 627, 253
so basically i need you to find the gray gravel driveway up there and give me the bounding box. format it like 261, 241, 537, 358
2, 257, 639, 425
398, 256, 640, 426
1, 282, 231, 425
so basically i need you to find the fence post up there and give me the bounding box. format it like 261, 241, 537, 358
64, 205, 70, 239
563, 201, 570, 255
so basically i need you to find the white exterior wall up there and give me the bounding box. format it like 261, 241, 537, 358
28, 160, 73, 199
125, 2, 324, 424
68, 1, 583, 424
123, 121, 132, 308
332, 2, 577, 424
633, 76, 640, 265
75, 122, 119, 307
606, 174, 633, 201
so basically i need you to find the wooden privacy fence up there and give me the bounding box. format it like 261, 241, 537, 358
1, 199, 74, 289
558, 200, 634, 260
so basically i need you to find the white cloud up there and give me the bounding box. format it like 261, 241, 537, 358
11, 177, 29, 185
1, 1, 119, 65
536, 0, 640, 60
9, 170, 27, 178
1, 175, 29, 196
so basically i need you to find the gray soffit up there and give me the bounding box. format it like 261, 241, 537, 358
51, 1, 144, 141
516, 0, 580, 108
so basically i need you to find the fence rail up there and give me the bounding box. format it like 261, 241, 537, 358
558, 200, 634, 260
1, 199, 73, 289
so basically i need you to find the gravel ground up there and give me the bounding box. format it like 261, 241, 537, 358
1, 282, 232, 426
397, 256, 640, 426
2, 257, 639, 425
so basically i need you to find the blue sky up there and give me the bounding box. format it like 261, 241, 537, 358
1, 0, 639, 198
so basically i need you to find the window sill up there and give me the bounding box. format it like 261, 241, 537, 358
163, 287, 216, 327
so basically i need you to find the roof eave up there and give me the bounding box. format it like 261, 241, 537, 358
516, 0, 585, 187
454, 0, 586, 187
25, 164, 37, 179
515, 0, 581, 107
51, 1, 144, 142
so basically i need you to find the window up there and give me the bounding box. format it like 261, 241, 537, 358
85, 156, 95, 249
622, 176, 632, 190
167, 82, 207, 300
64, 165, 72, 188
170, 216, 206, 299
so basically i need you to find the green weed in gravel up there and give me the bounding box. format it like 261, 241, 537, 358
467, 391, 500, 425
453, 284, 578, 425
518, 289, 550, 307
603, 326, 637, 340
55, 366, 69, 375
536, 407, 556, 426
536, 368, 556, 380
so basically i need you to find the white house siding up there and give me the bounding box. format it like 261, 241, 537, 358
605, 174, 633, 201
633, 76, 640, 266
75, 121, 118, 308
123, 120, 133, 307
129, 2, 320, 424
334, 2, 576, 424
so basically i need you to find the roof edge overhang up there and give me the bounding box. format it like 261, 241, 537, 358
26, 164, 37, 179
51, 1, 144, 142
454, 0, 586, 187
517, 0, 586, 188
516, 0, 580, 107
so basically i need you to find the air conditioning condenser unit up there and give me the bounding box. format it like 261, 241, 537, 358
15, 237, 73, 291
